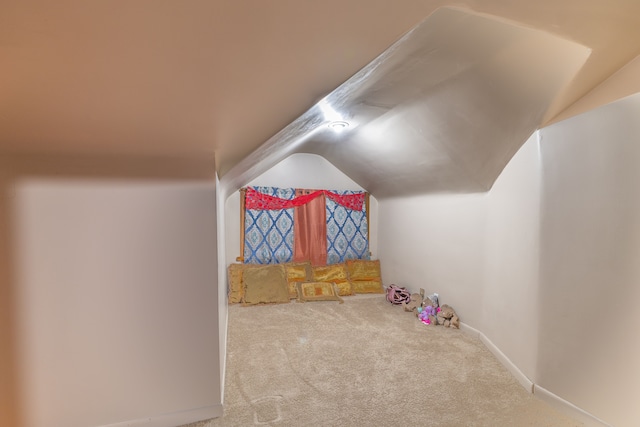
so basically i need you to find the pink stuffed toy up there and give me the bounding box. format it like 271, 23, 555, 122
417, 305, 434, 324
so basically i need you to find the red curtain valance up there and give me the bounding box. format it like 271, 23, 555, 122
245, 187, 365, 211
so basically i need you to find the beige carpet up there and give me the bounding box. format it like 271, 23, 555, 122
186, 294, 582, 427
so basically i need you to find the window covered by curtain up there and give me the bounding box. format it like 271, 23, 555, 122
243, 187, 368, 265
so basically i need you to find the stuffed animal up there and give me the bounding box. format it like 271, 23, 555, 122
417, 304, 438, 325
402, 293, 423, 312
436, 304, 460, 328
417, 306, 432, 324
419, 296, 435, 312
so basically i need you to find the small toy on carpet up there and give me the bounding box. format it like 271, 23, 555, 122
388, 286, 460, 328
412, 292, 460, 328
436, 304, 460, 328
417, 304, 437, 324
402, 293, 423, 312
427, 293, 439, 308
386, 284, 411, 305
416, 303, 439, 325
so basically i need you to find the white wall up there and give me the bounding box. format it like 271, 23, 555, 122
482, 135, 541, 381
216, 173, 228, 402
537, 93, 640, 426
377, 192, 487, 326
0, 165, 19, 427
12, 178, 221, 427
378, 133, 542, 376
223, 153, 378, 266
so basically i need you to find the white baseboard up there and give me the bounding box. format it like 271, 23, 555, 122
459, 322, 533, 393
458, 321, 481, 338
98, 404, 223, 427
459, 322, 607, 426
534, 385, 610, 427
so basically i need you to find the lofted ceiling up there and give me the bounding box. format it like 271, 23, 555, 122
2, 1, 640, 197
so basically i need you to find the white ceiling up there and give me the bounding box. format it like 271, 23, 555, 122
284, 8, 590, 197
2, 1, 640, 197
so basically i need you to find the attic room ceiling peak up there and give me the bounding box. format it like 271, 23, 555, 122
222, 7, 592, 198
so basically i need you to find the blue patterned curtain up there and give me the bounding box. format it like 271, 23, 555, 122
326, 190, 369, 264
244, 187, 295, 264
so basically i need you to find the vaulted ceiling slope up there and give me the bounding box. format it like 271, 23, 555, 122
2, 1, 640, 196
224, 8, 591, 197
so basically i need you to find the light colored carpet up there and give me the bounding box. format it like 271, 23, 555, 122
186, 294, 582, 426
